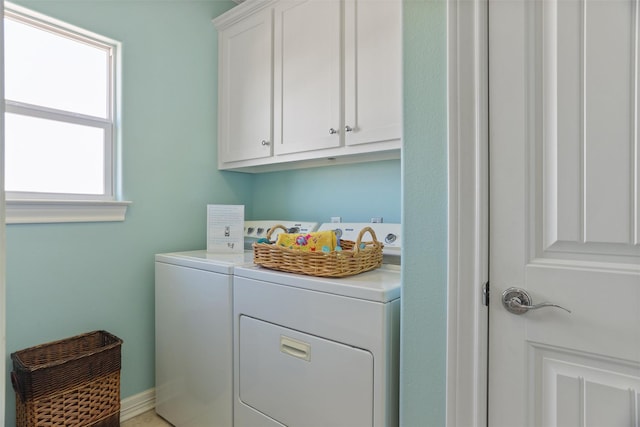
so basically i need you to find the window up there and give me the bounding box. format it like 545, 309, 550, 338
4, 3, 129, 223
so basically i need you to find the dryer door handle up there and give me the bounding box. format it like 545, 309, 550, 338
280, 336, 311, 362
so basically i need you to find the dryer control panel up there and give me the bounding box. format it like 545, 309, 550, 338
317, 222, 401, 263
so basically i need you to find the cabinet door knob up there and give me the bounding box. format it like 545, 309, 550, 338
345, 125, 353, 132
329, 128, 338, 135
261, 140, 270, 146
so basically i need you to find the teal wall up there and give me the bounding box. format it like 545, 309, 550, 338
401, 0, 448, 425
249, 160, 401, 223
4, 1, 247, 424
4, 0, 447, 426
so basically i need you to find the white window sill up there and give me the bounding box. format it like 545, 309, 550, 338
6, 199, 131, 224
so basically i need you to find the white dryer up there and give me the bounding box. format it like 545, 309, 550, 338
232, 223, 401, 427
155, 220, 318, 427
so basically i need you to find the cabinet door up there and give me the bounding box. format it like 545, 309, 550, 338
344, 0, 402, 146
218, 9, 273, 164
274, 0, 342, 155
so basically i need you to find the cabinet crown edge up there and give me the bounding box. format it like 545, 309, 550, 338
212, 0, 279, 29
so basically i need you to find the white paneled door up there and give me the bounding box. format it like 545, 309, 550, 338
489, 0, 640, 425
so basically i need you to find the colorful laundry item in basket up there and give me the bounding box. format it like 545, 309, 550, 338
276, 230, 337, 252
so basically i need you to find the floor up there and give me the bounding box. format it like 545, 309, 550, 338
121, 410, 172, 427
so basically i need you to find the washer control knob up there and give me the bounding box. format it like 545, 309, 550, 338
247, 227, 255, 235
385, 233, 397, 244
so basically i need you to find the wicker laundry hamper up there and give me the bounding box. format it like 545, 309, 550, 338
11, 330, 123, 427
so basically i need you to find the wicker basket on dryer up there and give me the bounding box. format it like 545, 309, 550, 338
253, 224, 383, 278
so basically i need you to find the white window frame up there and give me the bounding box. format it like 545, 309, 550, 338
4, 2, 130, 224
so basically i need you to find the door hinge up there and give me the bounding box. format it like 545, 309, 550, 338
482, 281, 490, 306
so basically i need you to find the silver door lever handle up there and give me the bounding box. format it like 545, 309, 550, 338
502, 287, 571, 315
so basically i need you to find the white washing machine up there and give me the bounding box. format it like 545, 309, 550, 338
155, 220, 318, 427
232, 223, 402, 427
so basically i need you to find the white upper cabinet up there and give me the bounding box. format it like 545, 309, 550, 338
344, 0, 402, 147
216, 5, 274, 164
214, 0, 402, 172
273, 0, 342, 155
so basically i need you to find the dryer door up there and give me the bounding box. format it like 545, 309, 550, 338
239, 315, 374, 427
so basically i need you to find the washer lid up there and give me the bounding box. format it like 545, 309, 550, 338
233, 264, 401, 303
155, 250, 254, 274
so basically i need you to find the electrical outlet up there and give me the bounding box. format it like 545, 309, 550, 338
331, 216, 342, 223
370, 217, 383, 223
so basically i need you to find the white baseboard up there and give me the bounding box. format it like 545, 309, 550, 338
120, 388, 156, 422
